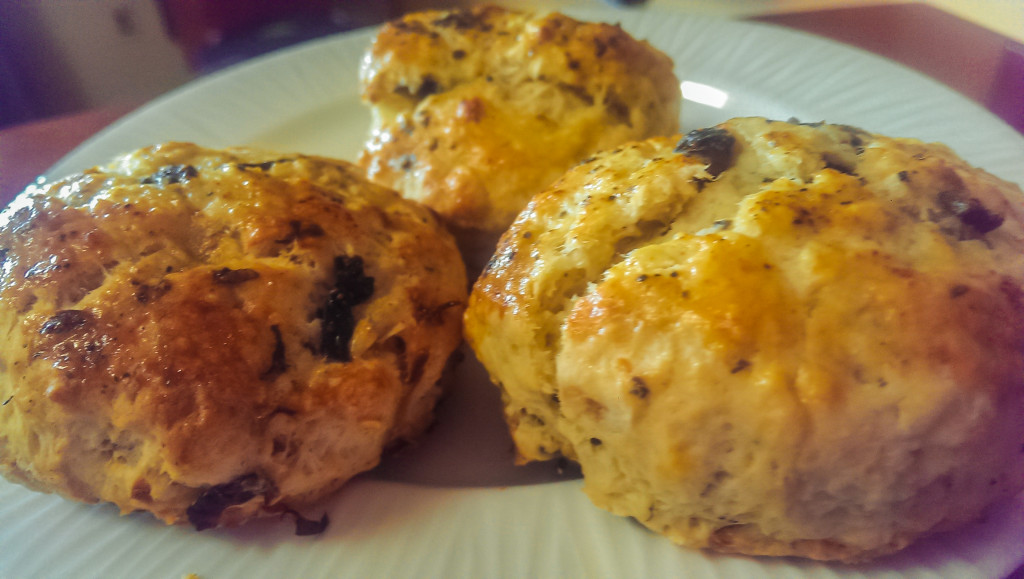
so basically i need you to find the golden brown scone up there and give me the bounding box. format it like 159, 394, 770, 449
464, 118, 1024, 561
0, 142, 466, 529
358, 5, 681, 234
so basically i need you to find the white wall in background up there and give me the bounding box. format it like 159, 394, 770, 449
928, 0, 1023, 42
6, 0, 193, 117
34, 0, 194, 108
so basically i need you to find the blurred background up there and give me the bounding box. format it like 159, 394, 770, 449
1, 0, 1021, 130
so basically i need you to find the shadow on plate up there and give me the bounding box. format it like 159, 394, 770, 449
371, 344, 581, 487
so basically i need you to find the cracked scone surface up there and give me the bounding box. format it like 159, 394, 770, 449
359, 5, 681, 232
464, 118, 1024, 561
0, 142, 467, 529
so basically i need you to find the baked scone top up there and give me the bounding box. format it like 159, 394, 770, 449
359, 5, 681, 231
465, 118, 1024, 560
0, 143, 466, 528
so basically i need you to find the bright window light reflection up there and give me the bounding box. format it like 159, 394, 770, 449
680, 81, 728, 108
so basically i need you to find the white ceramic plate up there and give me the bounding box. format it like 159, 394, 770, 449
3, 8, 1024, 579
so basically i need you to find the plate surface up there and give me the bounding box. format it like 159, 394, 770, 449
3, 8, 1024, 579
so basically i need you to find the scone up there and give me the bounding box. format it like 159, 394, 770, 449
464, 118, 1024, 561
358, 5, 681, 237
0, 142, 467, 529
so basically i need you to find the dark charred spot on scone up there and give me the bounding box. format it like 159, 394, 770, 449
836, 124, 869, 148
271, 436, 288, 456
936, 190, 1004, 237
140, 164, 197, 186
822, 153, 856, 176
415, 300, 462, 326
590, 437, 603, 446
432, 9, 492, 32
629, 376, 649, 399
949, 284, 970, 298
390, 19, 435, 37
320, 255, 375, 362
270, 406, 297, 418
558, 82, 594, 106
692, 177, 712, 192
700, 471, 731, 498
416, 75, 440, 99
393, 74, 441, 100
235, 159, 292, 171
451, 49, 466, 60
389, 154, 418, 173
519, 407, 546, 426
39, 321, 111, 385
791, 207, 818, 227
275, 220, 327, 244
898, 170, 910, 182
539, 13, 581, 43
959, 203, 1004, 235
131, 478, 153, 503
261, 325, 288, 381
675, 128, 736, 178
40, 309, 93, 334
603, 90, 632, 127
212, 267, 260, 285
186, 473, 276, 531
730, 359, 751, 374
133, 279, 172, 304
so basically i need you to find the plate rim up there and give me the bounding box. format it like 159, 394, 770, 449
5, 7, 1024, 579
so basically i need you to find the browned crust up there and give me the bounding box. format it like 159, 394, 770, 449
359, 5, 681, 232
0, 142, 467, 527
